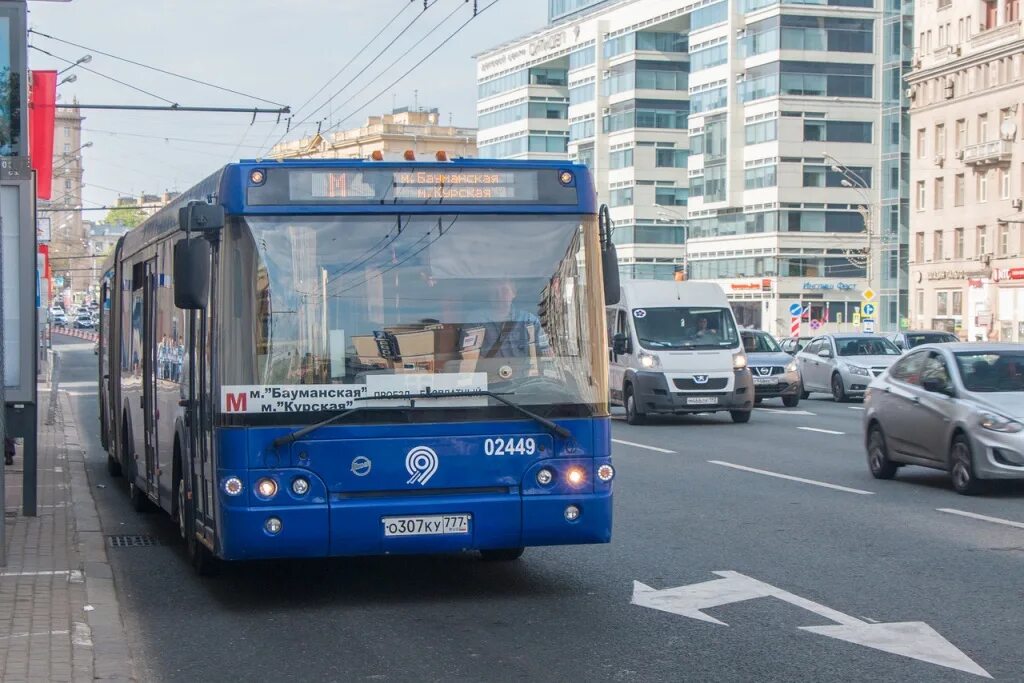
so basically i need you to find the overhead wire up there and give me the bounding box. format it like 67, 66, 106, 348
27, 28, 287, 107
82, 127, 265, 149
263, 0, 442, 155
323, 0, 502, 137
28, 45, 177, 105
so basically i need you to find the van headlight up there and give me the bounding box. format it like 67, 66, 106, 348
733, 353, 747, 370
979, 411, 1023, 433
638, 351, 660, 368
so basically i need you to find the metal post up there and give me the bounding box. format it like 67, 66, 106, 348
1, 213, 6, 565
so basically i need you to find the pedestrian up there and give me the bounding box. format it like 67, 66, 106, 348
4, 437, 14, 466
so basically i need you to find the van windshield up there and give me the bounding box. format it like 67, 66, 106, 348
632, 307, 739, 350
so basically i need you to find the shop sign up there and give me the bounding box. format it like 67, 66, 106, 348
730, 282, 762, 291
1008, 267, 1024, 281
927, 269, 987, 281
801, 281, 856, 291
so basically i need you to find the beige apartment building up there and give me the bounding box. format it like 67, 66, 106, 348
907, 0, 1024, 341
271, 108, 476, 160
42, 103, 88, 296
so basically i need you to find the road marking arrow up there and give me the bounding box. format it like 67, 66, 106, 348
631, 571, 990, 678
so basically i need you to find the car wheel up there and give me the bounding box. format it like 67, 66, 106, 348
800, 390, 810, 400
480, 547, 525, 561
625, 385, 646, 425
782, 394, 800, 408
730, 410, 752, 424
950, 435, 984, 496
831, 373, 848, 403
866, 425, 898, 479
754, 397, 763, 405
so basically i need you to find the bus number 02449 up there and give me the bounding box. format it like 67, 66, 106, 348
484, 437, 537, 456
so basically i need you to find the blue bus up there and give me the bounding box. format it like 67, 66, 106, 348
98, 158, 619, 572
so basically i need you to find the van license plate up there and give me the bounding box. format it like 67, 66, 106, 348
686, 397, 718, 405
382, 514, 470, 537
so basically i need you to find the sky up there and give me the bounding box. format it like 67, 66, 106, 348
27, 0, 548, 210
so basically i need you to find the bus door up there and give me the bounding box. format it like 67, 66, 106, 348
141, 259, 158, 498
186, 297, 215, 538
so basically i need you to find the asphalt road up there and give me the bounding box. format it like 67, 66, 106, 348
54, 335, 1024, 682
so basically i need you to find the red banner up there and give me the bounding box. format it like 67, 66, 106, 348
28, 70, 57, 200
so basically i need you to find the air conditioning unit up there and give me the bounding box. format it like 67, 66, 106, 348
905, 87, 916, 100
981, 253, 992, 265
935, 154, 945, 167
944, 82, 954, 99
1013, 198, 1023, 210
955, 149, 965, 160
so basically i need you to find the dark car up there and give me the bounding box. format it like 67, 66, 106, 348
73, 313, 95, 329
779, 336, 814, 355
742, 330, 802, 407
887, 330, 959, 350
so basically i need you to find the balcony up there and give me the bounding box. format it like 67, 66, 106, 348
962, 139, 1013, 166
970, 20, 1023, 50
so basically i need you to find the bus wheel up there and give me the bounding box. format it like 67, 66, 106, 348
106, 452, 122, 477
177, 469, 218, 576
481, 548, 525, 561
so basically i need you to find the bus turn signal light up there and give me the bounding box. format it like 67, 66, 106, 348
597, 465, 615, 482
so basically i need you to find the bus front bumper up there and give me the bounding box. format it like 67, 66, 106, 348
217, 490, 612, 561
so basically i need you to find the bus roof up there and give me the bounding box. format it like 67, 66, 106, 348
118, 159, 596, 259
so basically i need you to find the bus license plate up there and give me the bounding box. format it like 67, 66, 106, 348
686, 397, 718, 405
382, 514, 470, 537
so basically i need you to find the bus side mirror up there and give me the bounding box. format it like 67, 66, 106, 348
178, 201, 224, 233
603, 244, 620, 306
173, 239, 211, 310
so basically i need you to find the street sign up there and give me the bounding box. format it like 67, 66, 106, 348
810, 319, 821, 330
862, 287, 876, 301
788, 303, 802, 317
863, 318, 875, 333
631, 571, 990, 677
853, 312, 861, 325
862, 303, 876, 317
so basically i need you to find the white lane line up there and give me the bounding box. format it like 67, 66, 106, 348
756, 408, 817, 416
797, 426, 846, 435
848, 406, 865, 411
612, 438, 677, 454
0, 630, 70, 641
937, 508, 1024, 530
709, 460, 875, 496
72, 622, 93, 647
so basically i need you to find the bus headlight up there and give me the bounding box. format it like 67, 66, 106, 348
223, 476, 243, 496
255, 478, 278, 499
566, 466, 585, 487
291, 477, 310, 496
536, 468, 554, 486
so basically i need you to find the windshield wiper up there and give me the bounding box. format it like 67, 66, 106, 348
271, 406, 372, 449
355, 389, 572, 439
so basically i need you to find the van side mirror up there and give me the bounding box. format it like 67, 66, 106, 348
173, 238, 211, 309
612, 333, 629, 355
178, 201, 224, 233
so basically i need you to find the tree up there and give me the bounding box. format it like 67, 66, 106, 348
104, 206, 147, 228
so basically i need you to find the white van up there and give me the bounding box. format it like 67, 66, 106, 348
607, 280, 754, 424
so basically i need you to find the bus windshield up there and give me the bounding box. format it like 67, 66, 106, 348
219, 214, 603, 415
632, 307, 739, 350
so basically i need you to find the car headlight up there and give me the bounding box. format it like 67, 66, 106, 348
638, 351, 660, 369
846, 364, 871, 377
978, 411, 1024, 433
733, 353, 747, 370
786, 361, 797, 374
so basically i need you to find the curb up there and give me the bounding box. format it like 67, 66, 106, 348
60, 391, 137, 682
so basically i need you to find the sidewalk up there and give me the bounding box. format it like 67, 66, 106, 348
1, 358, 135, 681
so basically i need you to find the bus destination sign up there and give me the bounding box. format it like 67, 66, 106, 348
247, 167, 579, 206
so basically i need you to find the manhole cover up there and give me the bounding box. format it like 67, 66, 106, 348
107, 534, 160, 548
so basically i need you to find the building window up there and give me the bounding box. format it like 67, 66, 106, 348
655, 148, 689, 168
935, 124, 946, 156
954, 173, 965, 206
916, 180, 926, 210
954, 227, 964, 258
744, 164, 777, 190
934, 230, 943, 260
978, 113, 989, 142
1009, 0, 1021, 23
654, 187, 689, 206
952, 290, 963, 316
999, 222, 1010, 256
955, 118, 966, 149
609, 147, 634, 169
803, 120, 872, 143
916, 289, 925, 316
936, 291, 948, 316
63, 126, 70, 137
978, 171, 989, 202
63, 178, 71, 190
608, 187, 633, 207
915, 231, 925, 262
916, 128, 926, 158
977, 225, 988, 256
1000, 168, 1011, 199
934, 177, 944, 210
804, 165, 873, 188
746, 119, 778, 144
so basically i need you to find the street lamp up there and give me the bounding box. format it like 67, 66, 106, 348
656, 205, 688, 279
57, 73, 76, 87
57, 54, 91, 76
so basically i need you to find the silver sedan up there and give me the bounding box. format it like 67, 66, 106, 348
863, 343, 1024, 495
796, 334, 903, 402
